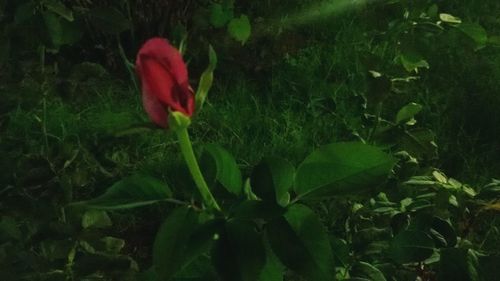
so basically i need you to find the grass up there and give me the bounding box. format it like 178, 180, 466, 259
3, 11, 499, 189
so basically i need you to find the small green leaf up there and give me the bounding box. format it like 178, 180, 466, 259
295, 142, 396, 199
439, 13, 462, 24
212, 220, 266, 281
81, 210, 112, 229
201, 144, 242, 196
267, 204, 335, 281
427, 4, 438, 18
100, 236, 125, 254
398, 52, 429, 73
209, 3, 233, 28
43, 0, 73, 21
42, 11, 83, 47
430, 217, 457, 248
228, 15, 251, 44
477, 179, 500, 199
396, 103, 423, 124
432, 170, 448, 183
389, 230, 435, 264
195, 45, 217, 111
251, 157, 295, 206
351, 261, 387, 281
70, 174, 172, 210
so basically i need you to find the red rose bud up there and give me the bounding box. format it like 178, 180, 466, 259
135, 38, 195, 128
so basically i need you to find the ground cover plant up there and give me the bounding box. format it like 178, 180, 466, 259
1, 0, 500, 280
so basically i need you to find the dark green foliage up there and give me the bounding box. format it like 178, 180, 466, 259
1, 0, 500, 280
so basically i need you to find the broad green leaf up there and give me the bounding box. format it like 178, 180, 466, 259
209, 2, 233, 28
259, 235, 284, 281
330, 236, 350, 267
153, 207, 216, 281
438, 248, 479, 281
230, 200, 285, 221
71, 174, 172, 210
351, 261, 387, 281
396, 103, 423, 124
137, 267, 159, 281
459, 23, 488, 48
212, 220, 266, 281
267, 204, 335, 281
488, 35, 500, 47
439, 13, 462, 24
295, 142, 396, 199
43, 0, 73, 21
251, 157, 295, 206
195, 45, 217, 110
201, 144, 242, 196
399, 128, 438, 159
389, 230, 435, 263
228, 15, 251, 44
81, 210, 112, 229
174, 255, 218, 280
89, 6, 131, 34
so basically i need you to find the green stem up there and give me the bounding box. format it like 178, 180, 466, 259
368, 102, 383, 142
176, 128, 221, 212
117, 37, 139, 94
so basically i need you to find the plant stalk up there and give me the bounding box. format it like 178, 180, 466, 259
176, 128, 221, 212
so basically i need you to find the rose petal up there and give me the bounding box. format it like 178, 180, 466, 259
142, 87, 168, 128
136, 38, 195, 117
139, 56, 177, 108
136, 38, 189, 87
